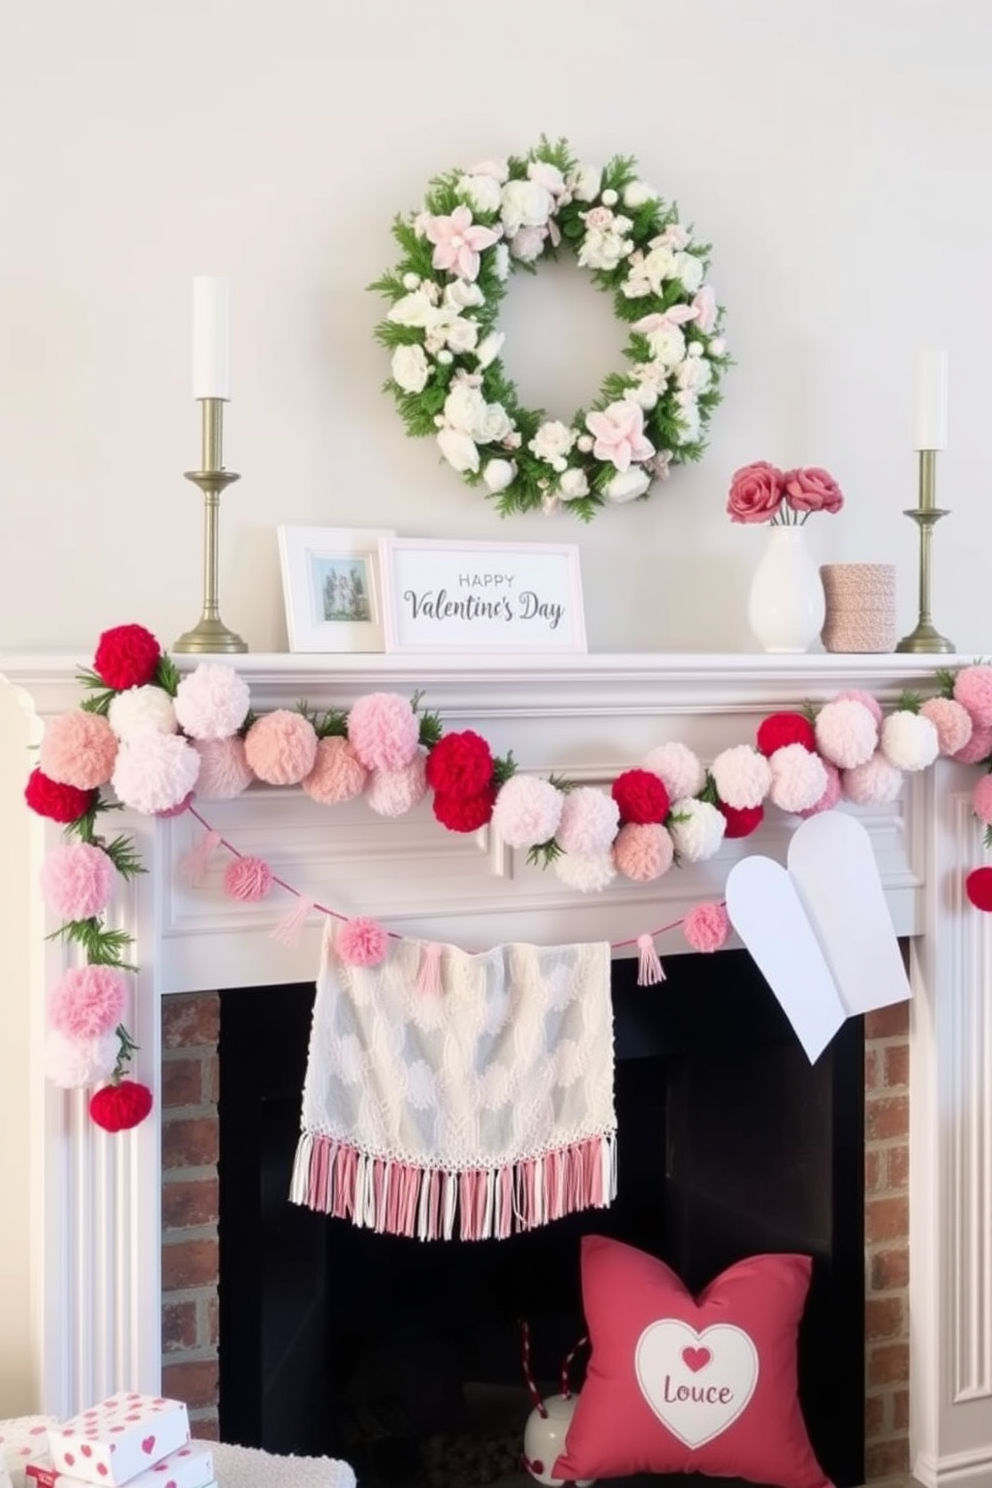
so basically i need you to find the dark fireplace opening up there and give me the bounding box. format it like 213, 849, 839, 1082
217, 951, 864, 1488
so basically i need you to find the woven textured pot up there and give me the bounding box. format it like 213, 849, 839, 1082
820, 563, 896, 653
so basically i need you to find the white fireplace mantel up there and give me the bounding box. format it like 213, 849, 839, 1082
3, 648, 991, 1488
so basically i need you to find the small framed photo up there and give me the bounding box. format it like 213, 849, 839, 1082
277, 525, 394, 653
379, 537, 587, 655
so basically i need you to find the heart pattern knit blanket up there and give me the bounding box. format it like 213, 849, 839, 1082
291, 925, 617, 1241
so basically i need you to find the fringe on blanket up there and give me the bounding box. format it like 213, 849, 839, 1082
289, 1131, 618, 1242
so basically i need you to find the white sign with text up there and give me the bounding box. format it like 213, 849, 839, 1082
380, 538, 587, 653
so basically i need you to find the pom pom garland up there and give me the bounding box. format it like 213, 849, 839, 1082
972, 774, 992, 828
347, 692, 421, 772
491, 775, 564, 850
553, 852, 617, 893
920, 696, 973, 757
841, 752, 904, 806
833, 689, 884, 727
425, 729, 495, 796
107, 686, 178, 742
718, 801, 764, 839
112, 733, 201, 815
45, 1029, 119, 1089
48, 965, 127, 1040
799, 760, 842, 818
92, 623, 161, 690
194, 736, 255, 800
880, 711, 940, 772
223, 855, 274, 902
244, 710, 318, 786
40, 842, 117, 922
365, 752, 428, 817
683, 901, 731, 953
668, 798, 726, 862
40, 710, 118, 789
611, 768, 670, 825
612, 822, 675, 881
556, 787, 621, 858
302, 736, 368, 805
953, 722, 992, 766
768, 744, 829, 814
954, 665, 992, 729
174, 662, 251, 740
815, 698, 878, 770
25, 767, 96, 824
755, 712, 816, 756
710, 745, 772, 810
432, 786, 496, 832
336, 916, 389, 967
641, 741, 706, 802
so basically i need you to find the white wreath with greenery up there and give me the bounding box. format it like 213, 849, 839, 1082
371, 137, 729, 521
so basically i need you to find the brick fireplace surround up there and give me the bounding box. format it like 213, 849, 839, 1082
3, 651, 991, 1488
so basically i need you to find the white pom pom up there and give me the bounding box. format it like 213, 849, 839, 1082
108, 685, 178, 742
880, 711, 940, 772
814, 699, 878, 770
643, 741, 706, 802
668, 798, 725, 862
45, 1029, 118, 1089
554, 852, 617, 893
710, 744, 772, 810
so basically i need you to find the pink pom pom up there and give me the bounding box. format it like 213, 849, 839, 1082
112, 733, 201, 814
48, 965, 127, 1039
833, 689, 884, 727
815, 698, 878, 770
953, 723, 992, 766
955, 665, 992, 728
768, 744, 828, 814
174, 663, 251, 740
799, 760, 842, 818
365, 752, 428, 817
336, 916, 388, 967
224, 855, 274, 902
973, 775, 992, 827
920, 696, 973, 757
490, 775, 564, 850
683, 901, 730, 953
842, 752, 904, 806
194, 737, 255, 800
555, 786, 620, 857
303, 736, 369, 805
39, 710, 118, 790
347, 693, 421, 772
40, 843, 117, 921
244, 710, 318, 786
612, 822, 675, 882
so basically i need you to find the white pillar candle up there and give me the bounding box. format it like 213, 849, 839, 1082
914, 349, 947, 450
192, 275, 230, 400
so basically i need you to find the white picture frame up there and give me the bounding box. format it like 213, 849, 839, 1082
379, 537, 587, 655
277, 525, 395, 653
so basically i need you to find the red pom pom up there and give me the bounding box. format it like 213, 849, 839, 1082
719, 802, 765, 839
966, 866, 992, 912
24, 767, 96, 824
756, 711, 816, 756
425, 730, 495, 796
432, 786, 497, 833
88, 1079, 154, 1133
611, 768, 671, 825
92, 624, 162, 691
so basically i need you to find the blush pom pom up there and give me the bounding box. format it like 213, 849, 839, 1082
966, 866, 992, 912
193, 736, 255, 799
799, 760, 842, 817
48, 964, 127, 1039
972, 775, 992, 827
920, 696, 973, 757
175, 663, 251, 740
833, 689, 884, 726
302, 736, 369, 805
768, 744, 829, 814
223, 855, 273, 902
612, 822, 675, 881
954, 665, 992, 728
348, 693, 421, 772
842, 752, 904, 806
553, 851, 617, 893
40, 710, 118, 789
880, 711, 939, 772
336, 916, 389, 967
44, 1029, 119, 1089
814, 698, 878, 770
668, 798, 726, 862
710, 745, 772, 810
244, 710, 318, 785
491, 775, 564, 850
365, 751, 428, 817
108, 686, 178, 742
556, 787, 620, 858
641, 741, 706, 802
683, 901, 730, 953
952, 723, 992, 765
40, 843, 117, 921
112, 733, 201, 814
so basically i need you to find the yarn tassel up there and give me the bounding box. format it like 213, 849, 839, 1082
636, 933, 665, 986
269, 894, 315, 947
416, 941, 444, 996
179, 828, 222, 887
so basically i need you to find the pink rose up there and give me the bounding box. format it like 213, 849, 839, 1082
784, 466, 844, 515
726, 461, 785, 524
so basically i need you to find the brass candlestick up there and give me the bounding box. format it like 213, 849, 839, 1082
895, 448, 955, 654
173, 397, 247, 654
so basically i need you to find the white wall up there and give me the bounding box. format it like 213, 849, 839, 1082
2, 0, 992, 1408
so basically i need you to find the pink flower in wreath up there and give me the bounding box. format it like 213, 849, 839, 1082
726, 461, 785, 524
783, 466, 844, 515
585, 401, 655, 472
424, 206, 500, 282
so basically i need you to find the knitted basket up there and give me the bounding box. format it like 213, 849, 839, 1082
820, 563, 897, 653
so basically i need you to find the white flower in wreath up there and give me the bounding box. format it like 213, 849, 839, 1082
604, 467, 652, 504
443, 315, 480, 355
437, 428, 479, 473
391, 343, 430, 394
674, 397, 702, 445
475, 401, 513, 443
623, 179, 658, 208
475, 330, 504, 368
676, 355, 712, 394
558, 467, 590, 501
458, 172, 503, 215
637, 320, 687, 366
622, 244, 678, 299
528, 159, 566, 195
626, 360, 669, 410
529, 420, 576, 467
492, 242, 510, 281
653, 223, 691, 250
468, 157, 509, 182
510, 225, 548, 263
578, 227, 630, 272
388, 287, 437, 327
444, 383, 487, 435
444, 279, 485, 310
413, 210, 432, 238
483, 458, 517, 492
568, 162, 602, 201
500, 178, 553, 236
674, 250, 705, 293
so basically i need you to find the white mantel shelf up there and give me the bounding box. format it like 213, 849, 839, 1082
2, 649, 990, 1488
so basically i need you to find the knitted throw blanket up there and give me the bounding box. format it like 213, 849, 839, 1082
291, 927, 617, 1241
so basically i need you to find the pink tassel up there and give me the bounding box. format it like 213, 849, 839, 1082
179, 828, 222, 886
416, 941, 444, 995
269, 895, 315, 947
636, 933, 665, 986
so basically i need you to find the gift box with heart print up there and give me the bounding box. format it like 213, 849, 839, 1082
0, 1418, 59, 1488
47, 1398, 189, 1488
26, 1444, 211, 1488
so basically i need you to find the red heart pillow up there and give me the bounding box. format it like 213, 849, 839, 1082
553, 1236, 832, 1488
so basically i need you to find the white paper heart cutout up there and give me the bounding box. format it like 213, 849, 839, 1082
635, 1319, 759, 1448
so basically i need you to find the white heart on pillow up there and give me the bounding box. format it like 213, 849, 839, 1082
634, 1319, 759, 1448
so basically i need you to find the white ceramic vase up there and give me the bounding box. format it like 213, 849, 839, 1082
746, 525, 826, 654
